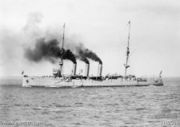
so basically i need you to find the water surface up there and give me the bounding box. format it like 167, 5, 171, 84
0, 78, 180, 127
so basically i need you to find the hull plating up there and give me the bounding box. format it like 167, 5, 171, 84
22, 76, 162, 88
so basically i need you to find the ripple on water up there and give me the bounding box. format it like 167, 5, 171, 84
0, 79, 180, 126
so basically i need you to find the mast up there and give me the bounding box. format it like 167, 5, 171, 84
124, 21, 131, 78
59, 23, 65, 77
61, 23, 65, 49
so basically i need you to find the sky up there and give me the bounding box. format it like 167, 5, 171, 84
0, 0, 180, 77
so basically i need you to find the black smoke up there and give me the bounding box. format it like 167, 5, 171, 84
77, 55, 89, 64
62, 49, 76, 64
68, 43, 102, 64
79, 49, 102, 64
25, 38, 76, 64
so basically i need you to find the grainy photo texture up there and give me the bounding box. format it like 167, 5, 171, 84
0, 0, 180, 126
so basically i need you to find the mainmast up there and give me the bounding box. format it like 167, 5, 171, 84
124, 21, 131, 78
59, 23, 65, 77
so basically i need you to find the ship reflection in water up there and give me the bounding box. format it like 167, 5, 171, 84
0, 78, 180, 126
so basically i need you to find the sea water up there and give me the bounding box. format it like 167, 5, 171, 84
0, 77, 180, 127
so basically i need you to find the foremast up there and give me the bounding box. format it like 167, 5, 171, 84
58, 23, 66, 77
124, 21, 131, 78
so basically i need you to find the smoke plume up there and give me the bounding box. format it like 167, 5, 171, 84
79, 48, 102, 64
65, 41, 102, 64
62, 49, 76, 64
77, 55, 89, 64
25, 38, 76, 64
74, 43, 102, 64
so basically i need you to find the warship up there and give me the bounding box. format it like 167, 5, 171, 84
22, 21, 163, 88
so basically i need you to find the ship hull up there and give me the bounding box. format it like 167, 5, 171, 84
22, 76, 162, 88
